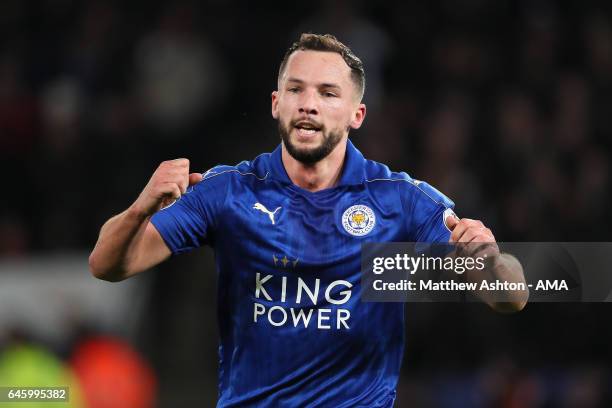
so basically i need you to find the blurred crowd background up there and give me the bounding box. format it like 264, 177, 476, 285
1, 0, 611, 407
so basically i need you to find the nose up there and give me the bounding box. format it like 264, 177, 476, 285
298, 90, 319, 115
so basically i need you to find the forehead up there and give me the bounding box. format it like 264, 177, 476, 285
281, 50, 352, 86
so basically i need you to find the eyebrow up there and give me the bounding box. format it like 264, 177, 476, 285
286, 77, 342, 89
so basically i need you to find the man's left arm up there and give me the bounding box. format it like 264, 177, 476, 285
446, 216, 529, 313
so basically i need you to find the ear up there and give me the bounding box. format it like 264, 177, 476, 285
271, 90, 279, 119
349, 103, 366, 129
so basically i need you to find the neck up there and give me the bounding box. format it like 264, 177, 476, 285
281, 139, 348, 192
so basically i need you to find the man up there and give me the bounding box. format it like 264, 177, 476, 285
90, 34, 526, 407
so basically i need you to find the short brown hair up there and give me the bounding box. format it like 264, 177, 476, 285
278, 33, 365, 100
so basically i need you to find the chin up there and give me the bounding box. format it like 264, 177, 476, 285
292, 138, 323, 150
292, 128, 323, 142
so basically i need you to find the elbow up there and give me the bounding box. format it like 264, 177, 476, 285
88, 252, 124, 282
88, 251, 102, 279
490, 299, 527, 314
490, 289, 529, 313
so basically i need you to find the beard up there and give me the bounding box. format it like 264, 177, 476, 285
278, 119, 344, 165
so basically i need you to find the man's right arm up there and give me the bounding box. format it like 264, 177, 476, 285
89, 159, 203, 282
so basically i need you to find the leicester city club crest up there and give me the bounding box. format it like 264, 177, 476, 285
342, 205, 376, 236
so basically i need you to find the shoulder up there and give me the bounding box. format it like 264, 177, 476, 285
201, 158, 269, 182
177, 153, 273, 214
178, 155, 269, 207
196, 152, 271, 188
362, 159, 454, 209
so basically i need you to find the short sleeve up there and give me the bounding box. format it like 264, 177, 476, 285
404, 181, 455, 243
150, 167, 228, 254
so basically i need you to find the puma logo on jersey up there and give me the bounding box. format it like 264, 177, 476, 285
253, 203, 281, 225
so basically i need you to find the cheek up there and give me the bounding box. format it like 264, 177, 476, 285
328, 107, 354, 127
321, 100, 343, 116
277, 97, 296, 115
277, 108, 293, 128
274, 101, 288, 120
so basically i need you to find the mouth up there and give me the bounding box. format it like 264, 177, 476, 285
293, 120, 322, 139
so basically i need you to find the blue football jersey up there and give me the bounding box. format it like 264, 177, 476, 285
151, 140, 454, 407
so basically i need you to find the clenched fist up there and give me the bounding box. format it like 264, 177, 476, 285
132, 159, 203, 217
446, 215, 501, 262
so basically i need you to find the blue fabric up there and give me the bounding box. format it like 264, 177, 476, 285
151, 140, 454, 407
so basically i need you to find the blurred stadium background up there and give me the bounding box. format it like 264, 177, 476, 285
1, 0, 611, 407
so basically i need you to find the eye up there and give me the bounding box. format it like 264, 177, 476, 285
288, 87, 300, 93
323, 91, 337, 97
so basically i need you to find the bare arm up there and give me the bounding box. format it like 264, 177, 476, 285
477, 252, 527, 313
89, 159, 203, 282
447, 216, 529, 313
88, 206, 170, 281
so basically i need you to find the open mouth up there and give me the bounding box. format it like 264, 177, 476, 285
294, 121, 322, 137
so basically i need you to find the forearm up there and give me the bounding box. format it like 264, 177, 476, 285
478, 253, 528, 313
88, 204, 150, 282
447, 217, 528, 313
89, 159, 199, 281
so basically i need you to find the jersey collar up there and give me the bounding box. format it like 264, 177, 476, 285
269, 139, 366, 187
